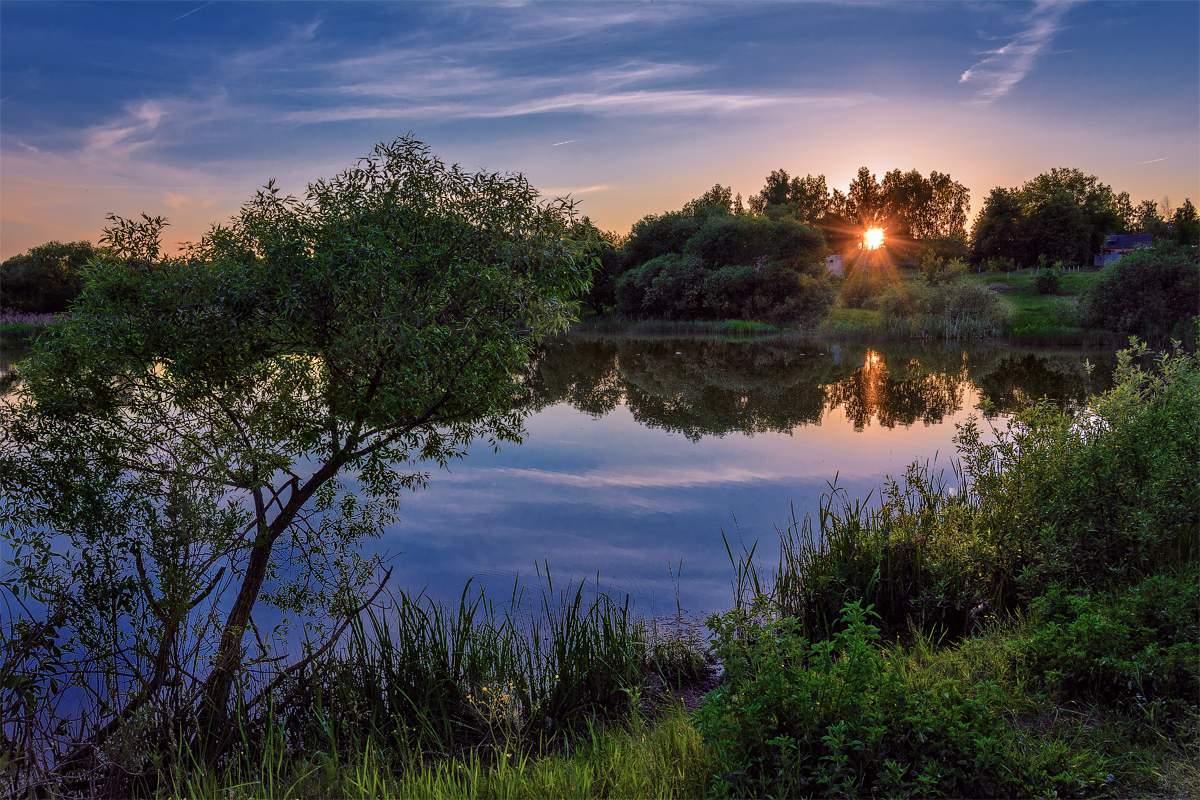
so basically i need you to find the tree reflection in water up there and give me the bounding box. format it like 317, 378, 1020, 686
530, 334, 1114, 439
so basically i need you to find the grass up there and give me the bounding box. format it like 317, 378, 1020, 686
815, 306, 887, 338
169, 707, 707, 800
960, 268, 1116, 344
715, 267, 1122, 344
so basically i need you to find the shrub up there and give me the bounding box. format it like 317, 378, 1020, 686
701, 265, 758, 318
1083, 244, 1199, 340
838, 253, 900, 309
622, 212, 706, 268
983, 256, 1018, 272
883, 282, 1007, 339
918, 251, 967, 285
615, 254, 706, 319
617, 257, 833, 324
699, 603, 1104, 798
1022, 571, 1200, 708
742, 267, 834, 325
1034, 267, 1062, 294
961, 339, 1200, 597
683, 215, 824, 274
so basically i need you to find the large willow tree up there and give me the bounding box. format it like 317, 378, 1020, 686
0, 137, 592, 773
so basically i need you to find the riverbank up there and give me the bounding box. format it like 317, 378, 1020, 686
156, 337, 1197, 799
0, 311, 57, 343
577, 266, 1123, 346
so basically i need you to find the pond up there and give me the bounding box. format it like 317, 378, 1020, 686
371, 333, 1115, 619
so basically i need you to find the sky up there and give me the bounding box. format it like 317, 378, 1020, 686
1, 0, 1198, 258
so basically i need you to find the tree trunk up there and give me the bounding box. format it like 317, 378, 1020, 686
194, 460, 342, 757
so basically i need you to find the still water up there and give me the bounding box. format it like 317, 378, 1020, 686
373, 334, 1114, 618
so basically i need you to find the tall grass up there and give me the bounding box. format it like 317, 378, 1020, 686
265, 575, 671, 762
154, 575, 710, 799
168, 706, 707, 800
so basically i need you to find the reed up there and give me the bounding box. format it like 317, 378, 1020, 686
258, 571, 706, 767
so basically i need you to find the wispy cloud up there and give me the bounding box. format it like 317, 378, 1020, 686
283, 88, 872, 124
540, 184, 610, 196
169, 2, 212, 23
1139, 157, 1168, 165
959, 0, 1078, 102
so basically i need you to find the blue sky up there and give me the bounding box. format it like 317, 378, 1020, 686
2, 1, 1197, 256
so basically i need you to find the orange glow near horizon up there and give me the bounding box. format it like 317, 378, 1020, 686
863, 227, 885, 250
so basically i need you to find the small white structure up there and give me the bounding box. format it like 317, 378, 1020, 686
825, 254, 844, 277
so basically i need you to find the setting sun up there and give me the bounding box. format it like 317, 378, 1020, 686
863, 227, 885, 250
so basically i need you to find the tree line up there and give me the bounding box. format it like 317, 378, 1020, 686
2, 164, 1197, 327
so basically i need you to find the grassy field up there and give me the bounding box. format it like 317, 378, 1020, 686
817, 267, 1119, 344
959, 268, 1114, 343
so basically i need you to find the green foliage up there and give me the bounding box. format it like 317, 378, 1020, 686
0, 240, 96, 312
616, 256, 834, 325
837, 253, 901, 309
570, 217, 624, 314
1034, 266, 1062, 294
683, 214, 825, 274
699, 602, 1104, 798
1083, 244, 1199, 339
622, 210, 710, 269
168, 706, 707, 800
971, 169, 1128, 266
883, 282, 1008, 339
1022, 571, 1200, 708
918, 251, 967, 286
270, 579, 692, 759
1171, 199, 1200, 246
964, 339, 1199, 596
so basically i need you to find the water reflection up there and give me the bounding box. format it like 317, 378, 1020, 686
529, 335, 1112, 438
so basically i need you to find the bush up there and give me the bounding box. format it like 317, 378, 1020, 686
738, 266, 834, 325
962, 340, 1200, 597
615, 254, 706, 319
918, 251, 967, 285
699, 603, 1104, 798
882, 282, 1007, 339
622, 212, 706, 269
0, 240, 96, 312
982, 256, 1018, 272
1034, 267, 1062, 294
838, 253, 899, 309
617, 257, 833, 325
1023, 571, 1200, 708
1083, 244, 1199, 339
683, 215, 824, 274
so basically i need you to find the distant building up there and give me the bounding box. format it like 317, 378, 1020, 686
1094, 233, 1152, 267
825, 254, 844, 277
